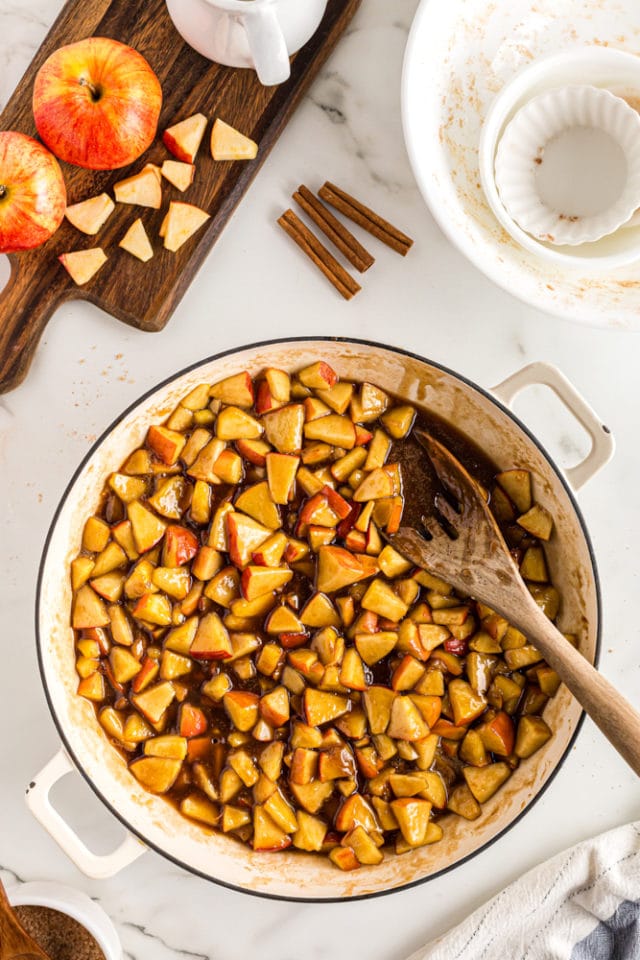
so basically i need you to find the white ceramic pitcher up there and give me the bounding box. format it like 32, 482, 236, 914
165, 0, 329, 87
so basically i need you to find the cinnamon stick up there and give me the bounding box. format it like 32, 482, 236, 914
277, 209, 361, 300
293, 185, 375, 273
318, 181, 414, 256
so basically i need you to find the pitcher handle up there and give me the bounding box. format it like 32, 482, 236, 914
242, 3, 290, 86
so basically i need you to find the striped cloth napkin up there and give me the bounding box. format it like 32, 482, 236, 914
409, 820, 640, 960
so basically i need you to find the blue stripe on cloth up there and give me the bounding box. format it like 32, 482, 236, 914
570, 899, 640, 960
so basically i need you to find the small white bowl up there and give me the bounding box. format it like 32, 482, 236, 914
495, 85, 640, 245
7, 881, 122, 960
480, 47, 640, 271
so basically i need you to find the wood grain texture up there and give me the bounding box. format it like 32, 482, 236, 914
0, 0, 361, 394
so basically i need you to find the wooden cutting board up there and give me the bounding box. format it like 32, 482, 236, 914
0, 0, 361, 395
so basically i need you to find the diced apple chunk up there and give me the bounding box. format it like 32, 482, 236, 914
119, 218, 153, 262
65, 193, 114, 235
211, 118, 258, 161
161, 159, 195, 192
130, 756, 182, 794
463, 762, 511, 803
163, 201, 210, 252
163, 113, 208, 163
114, 167, 162, 208
304, 689, 349, 726
59, 248, 107, 286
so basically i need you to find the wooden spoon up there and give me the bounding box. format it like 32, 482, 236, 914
0, 880, 52, 960
390, 429, 640, 777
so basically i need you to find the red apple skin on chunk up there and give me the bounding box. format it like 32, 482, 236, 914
0, 132, 66, 254
33, 38, 162, 170
163, 525, 199, 567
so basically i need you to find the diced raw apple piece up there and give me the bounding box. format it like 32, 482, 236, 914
300, 592, 341, 629
266, 453, 299, 504
264, 368, 290, 402
262, 404, 305, 454
224, 690, 259, 731
114, 167, 162, 208
377, 545, 413, 579
391, 797, 431, 847
130, 756, 182, 794
92, 542, 127, 579
216, 406, 262, 441
304, 689, 349, 726
109, 646, 141, 684
355, 631, 398, 665
65, 193, 114, 235
161, 159, 195, 192
496, 469, 532, 513
304, 415, 355, 450
119, 217, 154, 262
211, 448, 243, 484
258, 685, 290, 728
90, 572, 125, 603
72, 585, 110, 629
255, 380, 282, 415
163, 113, 208, 163
163, 201, 210, 252
463, 762, 511, 803
236, 439, 270, 467
59, 248, 107, 286
187, 438, 226, 482
191, 612, 232, 660
82, 516, 110, 552
241, 565, 293, 600
211, 118, 258, 161
127, 501, 167, 553
316, 382, 353, 415
515, 715, 552, 758
387, 696, 429, 741
132, 681, 176, 725
361, 578, 408, 622
252, 806, 291, 851
227, 512, 272, 568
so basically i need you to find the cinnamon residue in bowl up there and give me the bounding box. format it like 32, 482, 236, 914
15, 905, 105, 960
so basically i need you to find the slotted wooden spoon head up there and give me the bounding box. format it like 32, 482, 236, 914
391, 429, 523, 614
0, 880, 52, 960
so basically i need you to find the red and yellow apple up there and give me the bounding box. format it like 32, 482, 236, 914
33, 37, 162, 170
0, 131, 66, 254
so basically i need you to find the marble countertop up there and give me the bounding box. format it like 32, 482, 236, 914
1, 1, 639, 958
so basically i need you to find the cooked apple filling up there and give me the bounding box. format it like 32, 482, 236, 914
71, 361, 563, 868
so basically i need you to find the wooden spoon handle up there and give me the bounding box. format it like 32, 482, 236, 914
518, 599, 640, 777
0, 255, 68, 395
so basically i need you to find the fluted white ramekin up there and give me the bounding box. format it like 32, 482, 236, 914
495, 85, 640, 246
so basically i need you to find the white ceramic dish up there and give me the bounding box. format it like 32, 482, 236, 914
402, 0, 640, 328
495, 85, 640, 247
7, 881, 122, 960
480, 50, 640, 271
26, 338, 613, 899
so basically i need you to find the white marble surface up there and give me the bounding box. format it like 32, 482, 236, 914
0, 1, 639, 958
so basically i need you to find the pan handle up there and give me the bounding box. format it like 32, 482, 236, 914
491, 361, 615, 491
26, 750, 146, 879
